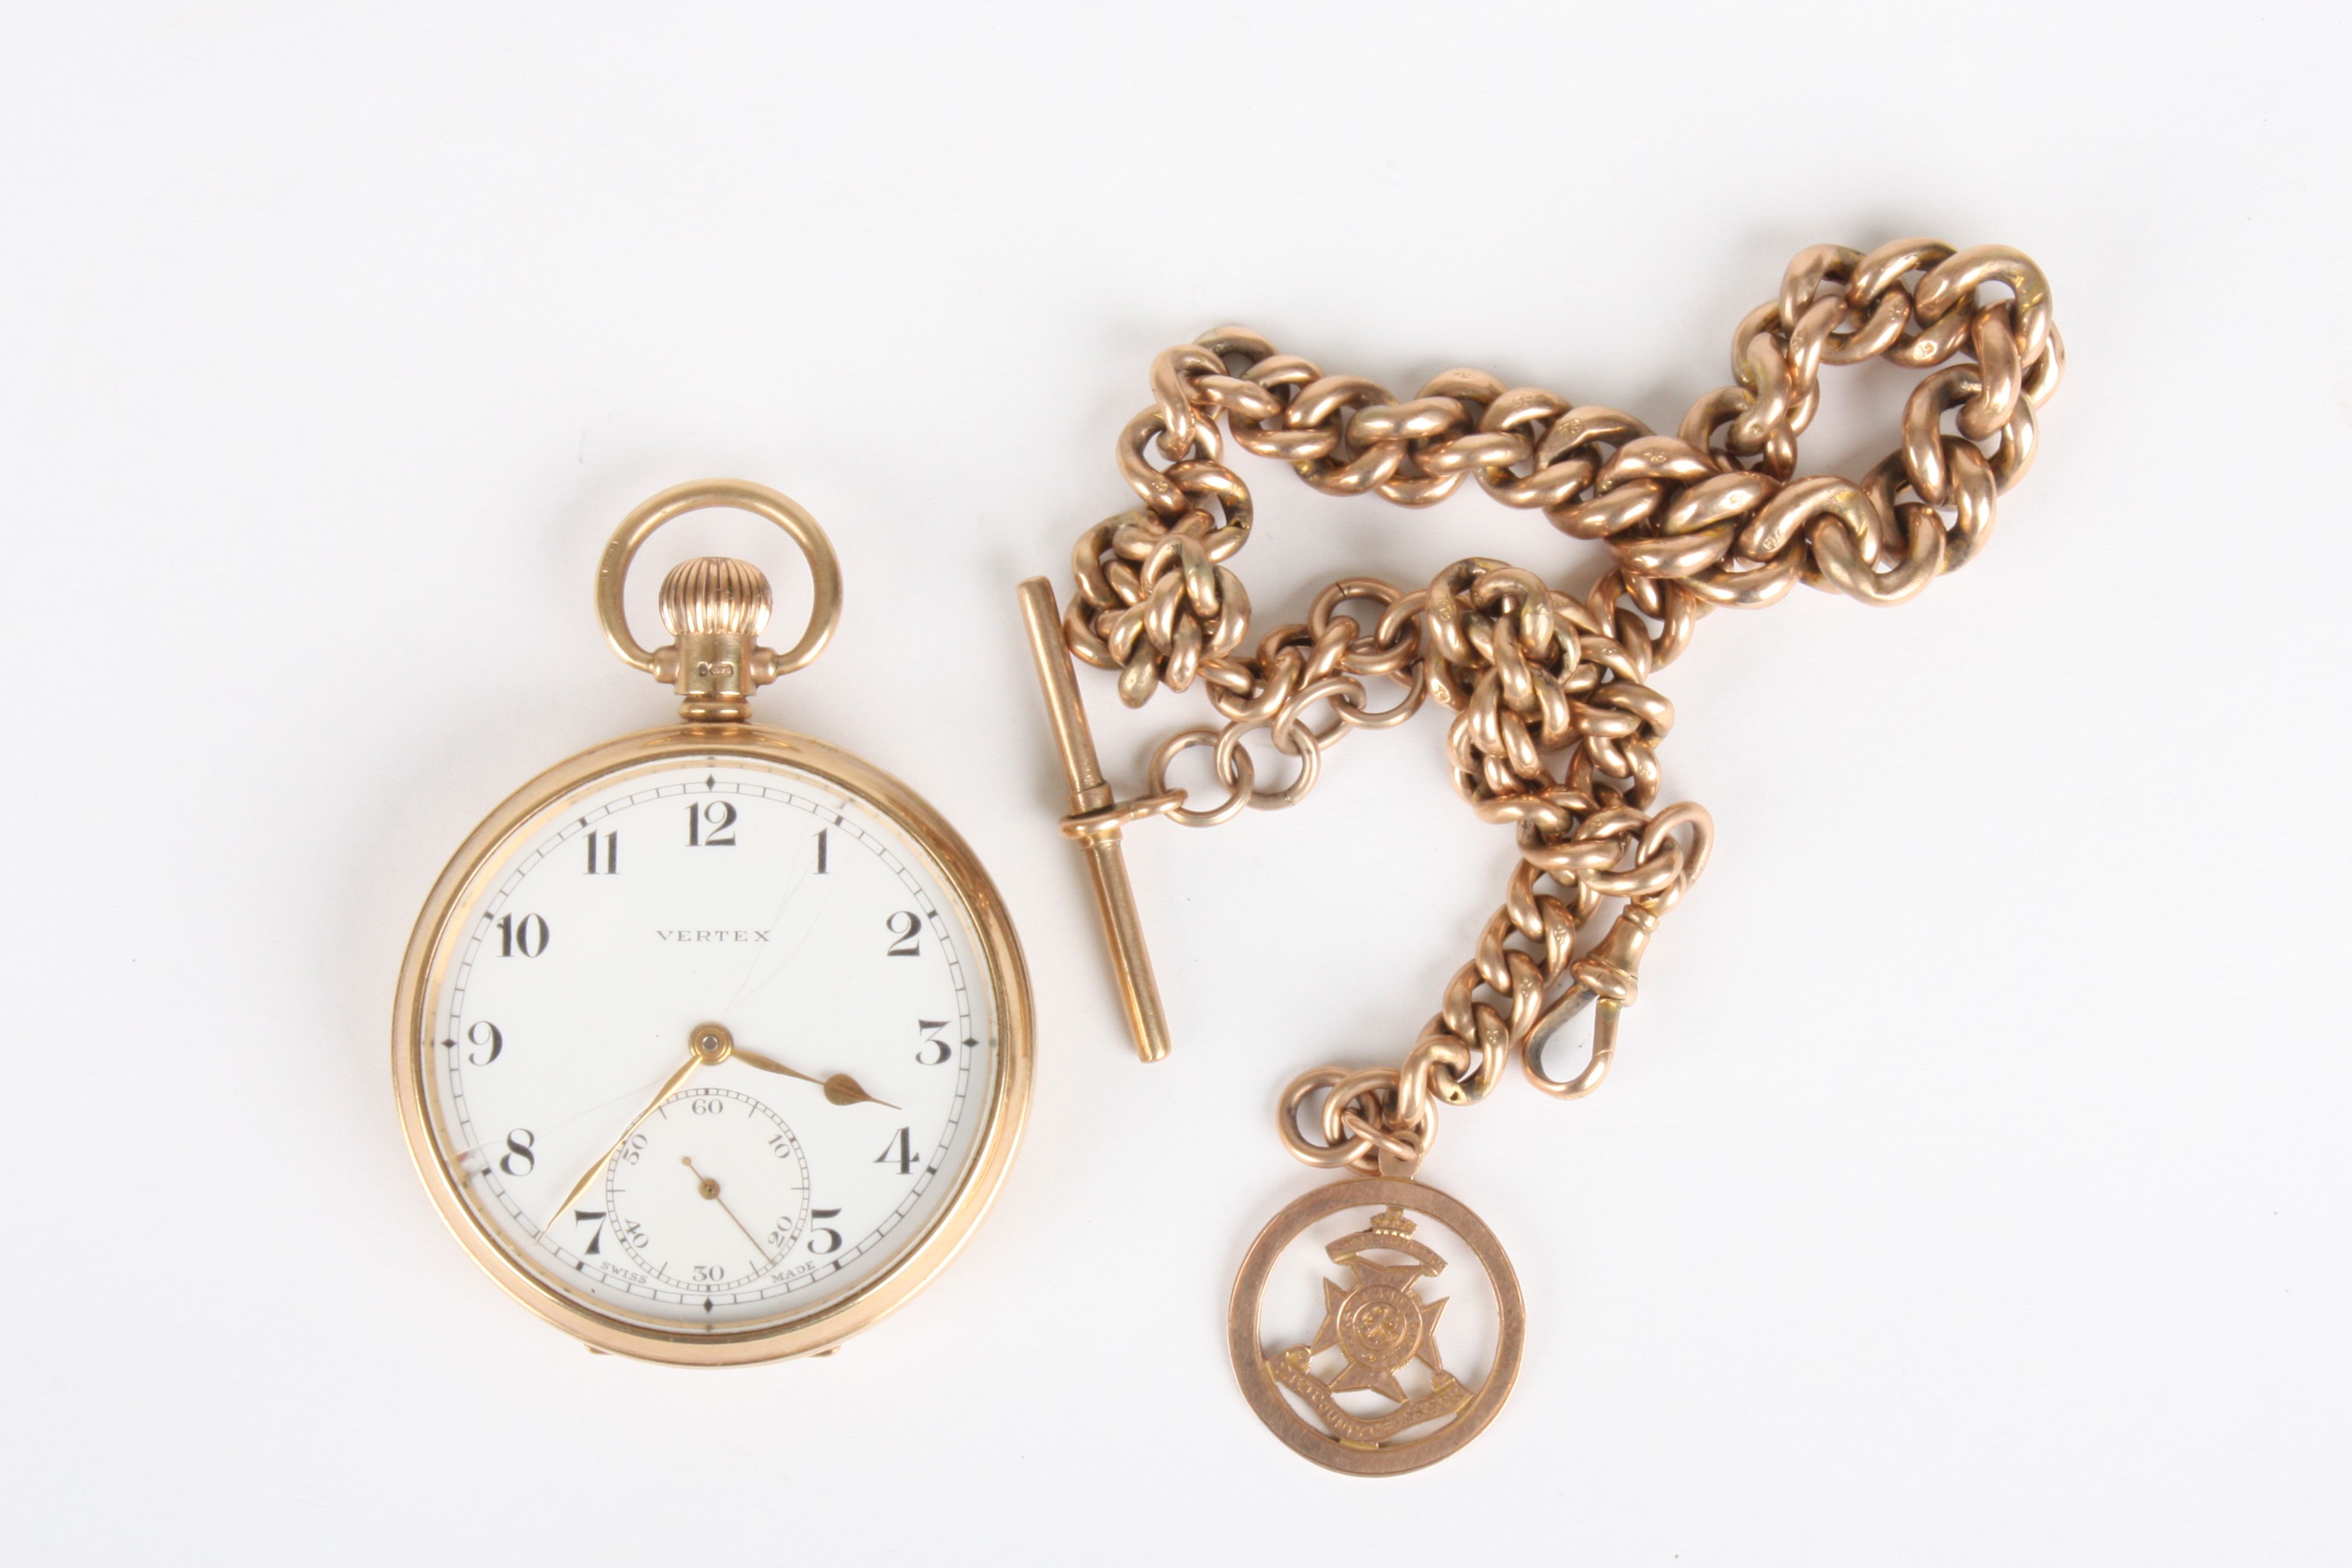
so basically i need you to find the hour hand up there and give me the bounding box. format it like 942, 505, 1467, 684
731, 1043, 899, 1111
816, 1072, 897, 1110
727, 1042, 824, 1089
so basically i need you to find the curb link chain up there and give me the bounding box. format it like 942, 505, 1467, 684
1058, 238, 2062, 1179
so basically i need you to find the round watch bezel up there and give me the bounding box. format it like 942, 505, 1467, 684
392, 723, 1033, 1365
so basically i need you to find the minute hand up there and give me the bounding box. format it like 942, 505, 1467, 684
731, 1044, 899, 1111
537, 1052, 702, 1238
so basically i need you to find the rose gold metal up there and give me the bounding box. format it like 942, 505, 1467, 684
397, 481, 1033, 1366
1017, 575, 1171, 1063
1229, 1179, 1524, 1476
1027, 240, 2063, 1468
595, 477, 844, 719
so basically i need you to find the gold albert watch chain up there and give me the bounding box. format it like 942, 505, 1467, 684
1018, 238, 2062, 1474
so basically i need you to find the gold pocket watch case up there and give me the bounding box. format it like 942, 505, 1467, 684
393, 480, 1031, 1365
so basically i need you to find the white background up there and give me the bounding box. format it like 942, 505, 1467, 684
3, 4, 2346, 1563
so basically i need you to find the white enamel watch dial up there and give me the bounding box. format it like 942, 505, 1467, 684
397, 739, 1025, 1360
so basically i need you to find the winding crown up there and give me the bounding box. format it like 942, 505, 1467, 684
658, 556, 773, 637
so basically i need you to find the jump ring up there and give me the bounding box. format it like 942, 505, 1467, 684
1328, 665, 1427, 730
1278, 1067, 1375, 1168
1637, 801, 1714, 890
1337, 1109, 1426, 1169
1217, 717, 1321, 811
1319, 1067, 1403, 1149
1273, 675, 1361, 752
1150, 728, 1254, 828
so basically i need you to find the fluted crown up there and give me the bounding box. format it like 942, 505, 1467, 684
658, 556, 773, 637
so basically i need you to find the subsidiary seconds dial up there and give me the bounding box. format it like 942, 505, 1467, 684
601, 1087, 810, 1292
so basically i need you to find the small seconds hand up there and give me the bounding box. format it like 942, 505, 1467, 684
683, 1156, 773, 1266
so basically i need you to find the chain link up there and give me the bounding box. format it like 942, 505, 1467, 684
1059, 238, 2062, 1177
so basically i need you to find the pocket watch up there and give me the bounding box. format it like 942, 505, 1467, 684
394, 479, 1032, 1364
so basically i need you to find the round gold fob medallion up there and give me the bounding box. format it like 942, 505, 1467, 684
394, 480, 1032, 1363
1229, 1178, 1525, 1475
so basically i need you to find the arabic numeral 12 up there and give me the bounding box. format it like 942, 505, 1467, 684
687, 800, 737, 847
